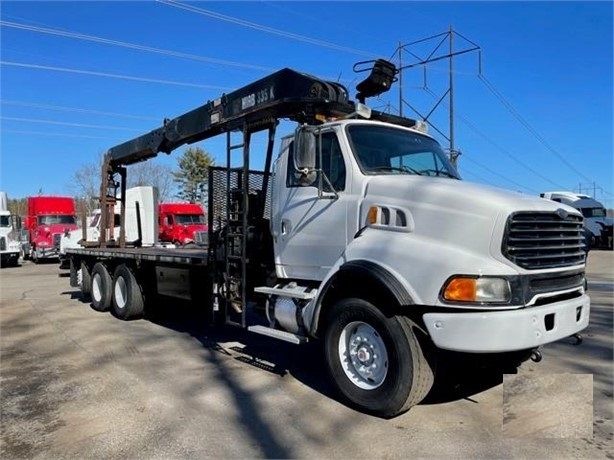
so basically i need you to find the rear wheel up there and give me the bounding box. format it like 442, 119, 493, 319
91, 263, 112, 312
80, 261, 92, 298
324, 298, 435, 418
112, 264, 144, 320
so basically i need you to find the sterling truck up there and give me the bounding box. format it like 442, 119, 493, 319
65, 60, 590, 418
23, 195, 79, 262
158, 202, 208, 245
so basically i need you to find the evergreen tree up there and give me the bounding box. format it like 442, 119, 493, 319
172, 147, 215, 203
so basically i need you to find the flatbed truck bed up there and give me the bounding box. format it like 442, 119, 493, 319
66, 246, 209, 266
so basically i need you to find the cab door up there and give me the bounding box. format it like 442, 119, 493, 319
272, 130, 351, 281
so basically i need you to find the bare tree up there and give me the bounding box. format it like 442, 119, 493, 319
67, 152, 104, 216
69, 154, 175, 213
127, 161, 174, 202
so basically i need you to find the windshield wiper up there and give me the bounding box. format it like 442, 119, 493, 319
420, 168, 458, 178
370, 165, 422, 175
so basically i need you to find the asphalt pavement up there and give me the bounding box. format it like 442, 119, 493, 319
1, 250, 612, 459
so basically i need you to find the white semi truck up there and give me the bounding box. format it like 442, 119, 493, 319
65, 60, 590, 418
0, 191, 22, 267
541, 191, 613, 250
59, 186, 159, 268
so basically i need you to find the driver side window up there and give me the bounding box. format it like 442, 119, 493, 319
286, 133, 346, 192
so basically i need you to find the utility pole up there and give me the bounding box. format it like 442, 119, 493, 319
393, 28, 481, 170
449, 25, 456, 166
398, 41, 403, 118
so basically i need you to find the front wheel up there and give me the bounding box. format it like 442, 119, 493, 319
324, 298, 435, 418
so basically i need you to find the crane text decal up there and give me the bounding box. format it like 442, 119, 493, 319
241, 86, 275, 110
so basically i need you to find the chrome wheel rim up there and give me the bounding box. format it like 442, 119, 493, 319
338, 321, 388, 390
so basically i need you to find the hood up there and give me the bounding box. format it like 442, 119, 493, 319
362, 176, 581, 260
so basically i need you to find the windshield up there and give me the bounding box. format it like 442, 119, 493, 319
346, 124, 460, 179
175, 214, 205, 224
90, 213, 121, 227
38, 215, 77, 226
0, 215, 10, 227
580, 207, 606, 218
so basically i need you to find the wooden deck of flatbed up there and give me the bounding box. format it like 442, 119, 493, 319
66, 246, 209, 266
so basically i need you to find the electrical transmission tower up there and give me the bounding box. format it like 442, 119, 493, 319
392, 27, 481, 168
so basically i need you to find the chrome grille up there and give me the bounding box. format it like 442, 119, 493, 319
502, 212, 586, 269
193, 230, 208, 245
53, 233, 62, 249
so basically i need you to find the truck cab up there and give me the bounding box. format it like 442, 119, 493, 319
269, 120, 588, 358
60, 186, 159, 263
158, 202, 208, 245
24, 196, 78, 263
0, 191, 21, 267
541, 191, 613, 250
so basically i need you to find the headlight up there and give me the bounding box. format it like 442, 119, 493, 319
442, 276, 511, 304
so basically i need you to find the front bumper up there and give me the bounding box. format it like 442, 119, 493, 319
1, 251, 20, 262
423, 293, 590, 352
36, 247, 60, 259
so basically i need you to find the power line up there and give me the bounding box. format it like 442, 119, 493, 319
157, 0, 378, 58
478, 74, 595, 184
0, 99, 160, 121
423, 87, 568, 190
0, 60, 233, 89
1, 129, 121, 140
0, 20, 276, 72
1, 116, 145, 131
460, 154, 538, 194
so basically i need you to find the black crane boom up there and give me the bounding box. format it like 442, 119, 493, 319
107, 68, 352, 167
106, 64, 418, 167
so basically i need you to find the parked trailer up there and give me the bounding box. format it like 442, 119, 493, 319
67, 60, 590, 418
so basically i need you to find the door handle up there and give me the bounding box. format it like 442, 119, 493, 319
281, 219, 290, 235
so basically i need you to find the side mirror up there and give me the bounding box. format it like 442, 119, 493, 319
294, 127, 317, 186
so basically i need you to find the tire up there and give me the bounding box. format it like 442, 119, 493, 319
91, 262, 112, 312
81, 261, 92, 298
324, 298, 435, 418
112, 264, 144, 320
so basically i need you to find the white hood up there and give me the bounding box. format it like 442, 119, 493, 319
362, 176, 581, 260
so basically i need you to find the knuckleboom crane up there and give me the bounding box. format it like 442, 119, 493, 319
96, 59, 417, 323
98, 59, 413, 247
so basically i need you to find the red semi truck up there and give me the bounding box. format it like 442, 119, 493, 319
158, 202, 208, 245
23, 196, 78, 262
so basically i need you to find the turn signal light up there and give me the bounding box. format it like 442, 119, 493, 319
443, 276, 511, 303
443, 278, 477, 302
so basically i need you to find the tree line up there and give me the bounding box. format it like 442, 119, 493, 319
7, 146, 214, 218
